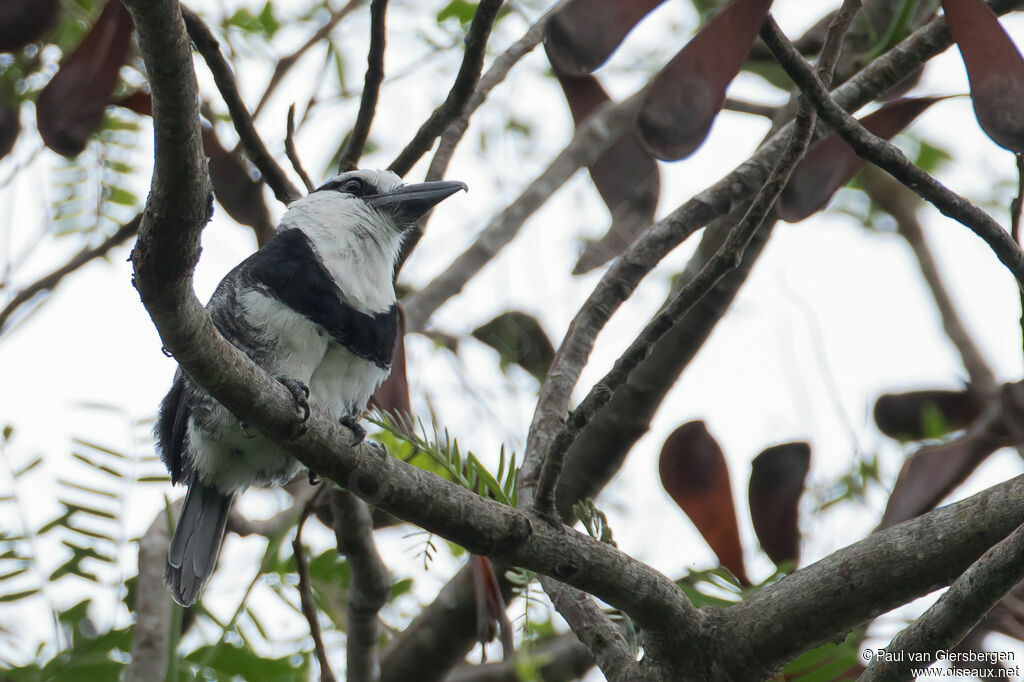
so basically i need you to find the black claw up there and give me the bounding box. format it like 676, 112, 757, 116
340, 415, 366, 445
276, 376, 310, 422
239, 422, 257, 439
308, 470, 321, 485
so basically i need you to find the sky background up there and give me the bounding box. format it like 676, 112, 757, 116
3, 0, 1024, 674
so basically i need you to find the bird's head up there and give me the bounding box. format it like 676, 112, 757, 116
282, 169, 466, 243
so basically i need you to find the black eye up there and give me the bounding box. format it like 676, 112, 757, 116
341, 178, 369, 196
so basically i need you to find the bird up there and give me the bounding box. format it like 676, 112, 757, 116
155, 169, 467, 606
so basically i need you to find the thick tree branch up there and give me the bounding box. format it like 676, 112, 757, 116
861, 521, 1024, 681
388, 0, 503, 177
181, 7, 302, 204
331, 487, 390, 682
760, 16, 1024, 291
337, 0, 388, 173
714, 474, 1024, 679
0, 215, 139, 335
125, 505, 174, 682
538, 576, 636, 680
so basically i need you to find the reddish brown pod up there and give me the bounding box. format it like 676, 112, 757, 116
748, 442, 810, 567
36, 0, 134, 158
636, 0, 773, 161
551, 70, 660, 273
943, 0, 1024, 152
659, 421, 748, 584
0, 0, 59, 53
544, 0, 667, 77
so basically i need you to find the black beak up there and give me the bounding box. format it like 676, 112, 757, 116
365, 180, 467, 223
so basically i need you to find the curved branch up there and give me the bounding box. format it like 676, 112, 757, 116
181, 7, 302, 204
337, 0, 388, 173
0, 215, 139, 335
388, 0, 503, 177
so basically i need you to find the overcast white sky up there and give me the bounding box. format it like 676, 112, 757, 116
3, 0, 1024, 673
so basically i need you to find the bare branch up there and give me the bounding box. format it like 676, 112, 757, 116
388, 0, 504, 177
331, 487, 390, 682
722, 97, 779, 119
294, 496, 338, 682
252, 0, 364, 119
861, 521, 1024, 681
125, 505, 175, 682
397, 0, 567, 274
760, 16, 1024, 290
0, 215, 139, 335
337, 0, 388, 173
539, 576, 636, 680
286, 104, 315, 192
402, 92, 643, 332
181, 7, 302, 204
443, 632, 593, 682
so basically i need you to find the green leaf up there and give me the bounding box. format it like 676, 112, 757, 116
186, 642, 308, 680
437, 0, 478, 25
390, 577, 413, 599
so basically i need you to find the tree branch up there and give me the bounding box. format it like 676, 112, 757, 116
443, 632, 593, 682
251, 0, 364, 120
0, 215, 140, 335
760, 16, 1024, 291
286, 104, 315, 192
331, 487, 390, 682
181, 6, 302, 204
538, 576, 636, 680
337, 0, 388, 173
861, 520, 1024, 681
125, 504, 175, 682
294, 496, 338, 682
716, 473, 1024, 679
388, 0, 504, 177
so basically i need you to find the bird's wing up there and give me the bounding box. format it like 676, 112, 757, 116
156, 371, 191, 484
246, 228, 399, 369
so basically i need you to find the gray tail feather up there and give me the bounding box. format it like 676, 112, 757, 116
165, 476, 234, 606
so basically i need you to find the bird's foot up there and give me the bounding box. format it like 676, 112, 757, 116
276, 376, 310, 422
339, 415, 366, 445
239, 422, 257, 439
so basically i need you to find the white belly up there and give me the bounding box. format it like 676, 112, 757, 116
309, 344, 390, 421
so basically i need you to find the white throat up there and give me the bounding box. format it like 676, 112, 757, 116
279, 192, 402, 314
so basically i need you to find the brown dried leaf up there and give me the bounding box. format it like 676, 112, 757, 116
550, 71, 660, 274
35, 0, 133, 158
544, 0, 666, 77
874, 389, 986, 441
748, 442, 810, 567
943, 0, 1024, 152
636, 0, 773, 161
877, 430, 1000, 529
659, 421, 748, 584
202, 126, 274, 241
777, 97, 943, 223
0, 0, 58, 53
472, 311, 554, 382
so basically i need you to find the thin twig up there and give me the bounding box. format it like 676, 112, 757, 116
286, 105, 315, 192
722, 97, 780, 119
396, 0, 568, 275
331, 487, 390, 682
860, 521, 1024, 682
252, 0, 364, 119
0, 215, 140, 335
388, 0, 503, 177
530, 2, 864, 516
181, 6, 302, 204
337, 0, 388, 172
1013, 153, 1024, 360
759, 17, 1024, 291
294, 492, 337, 682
